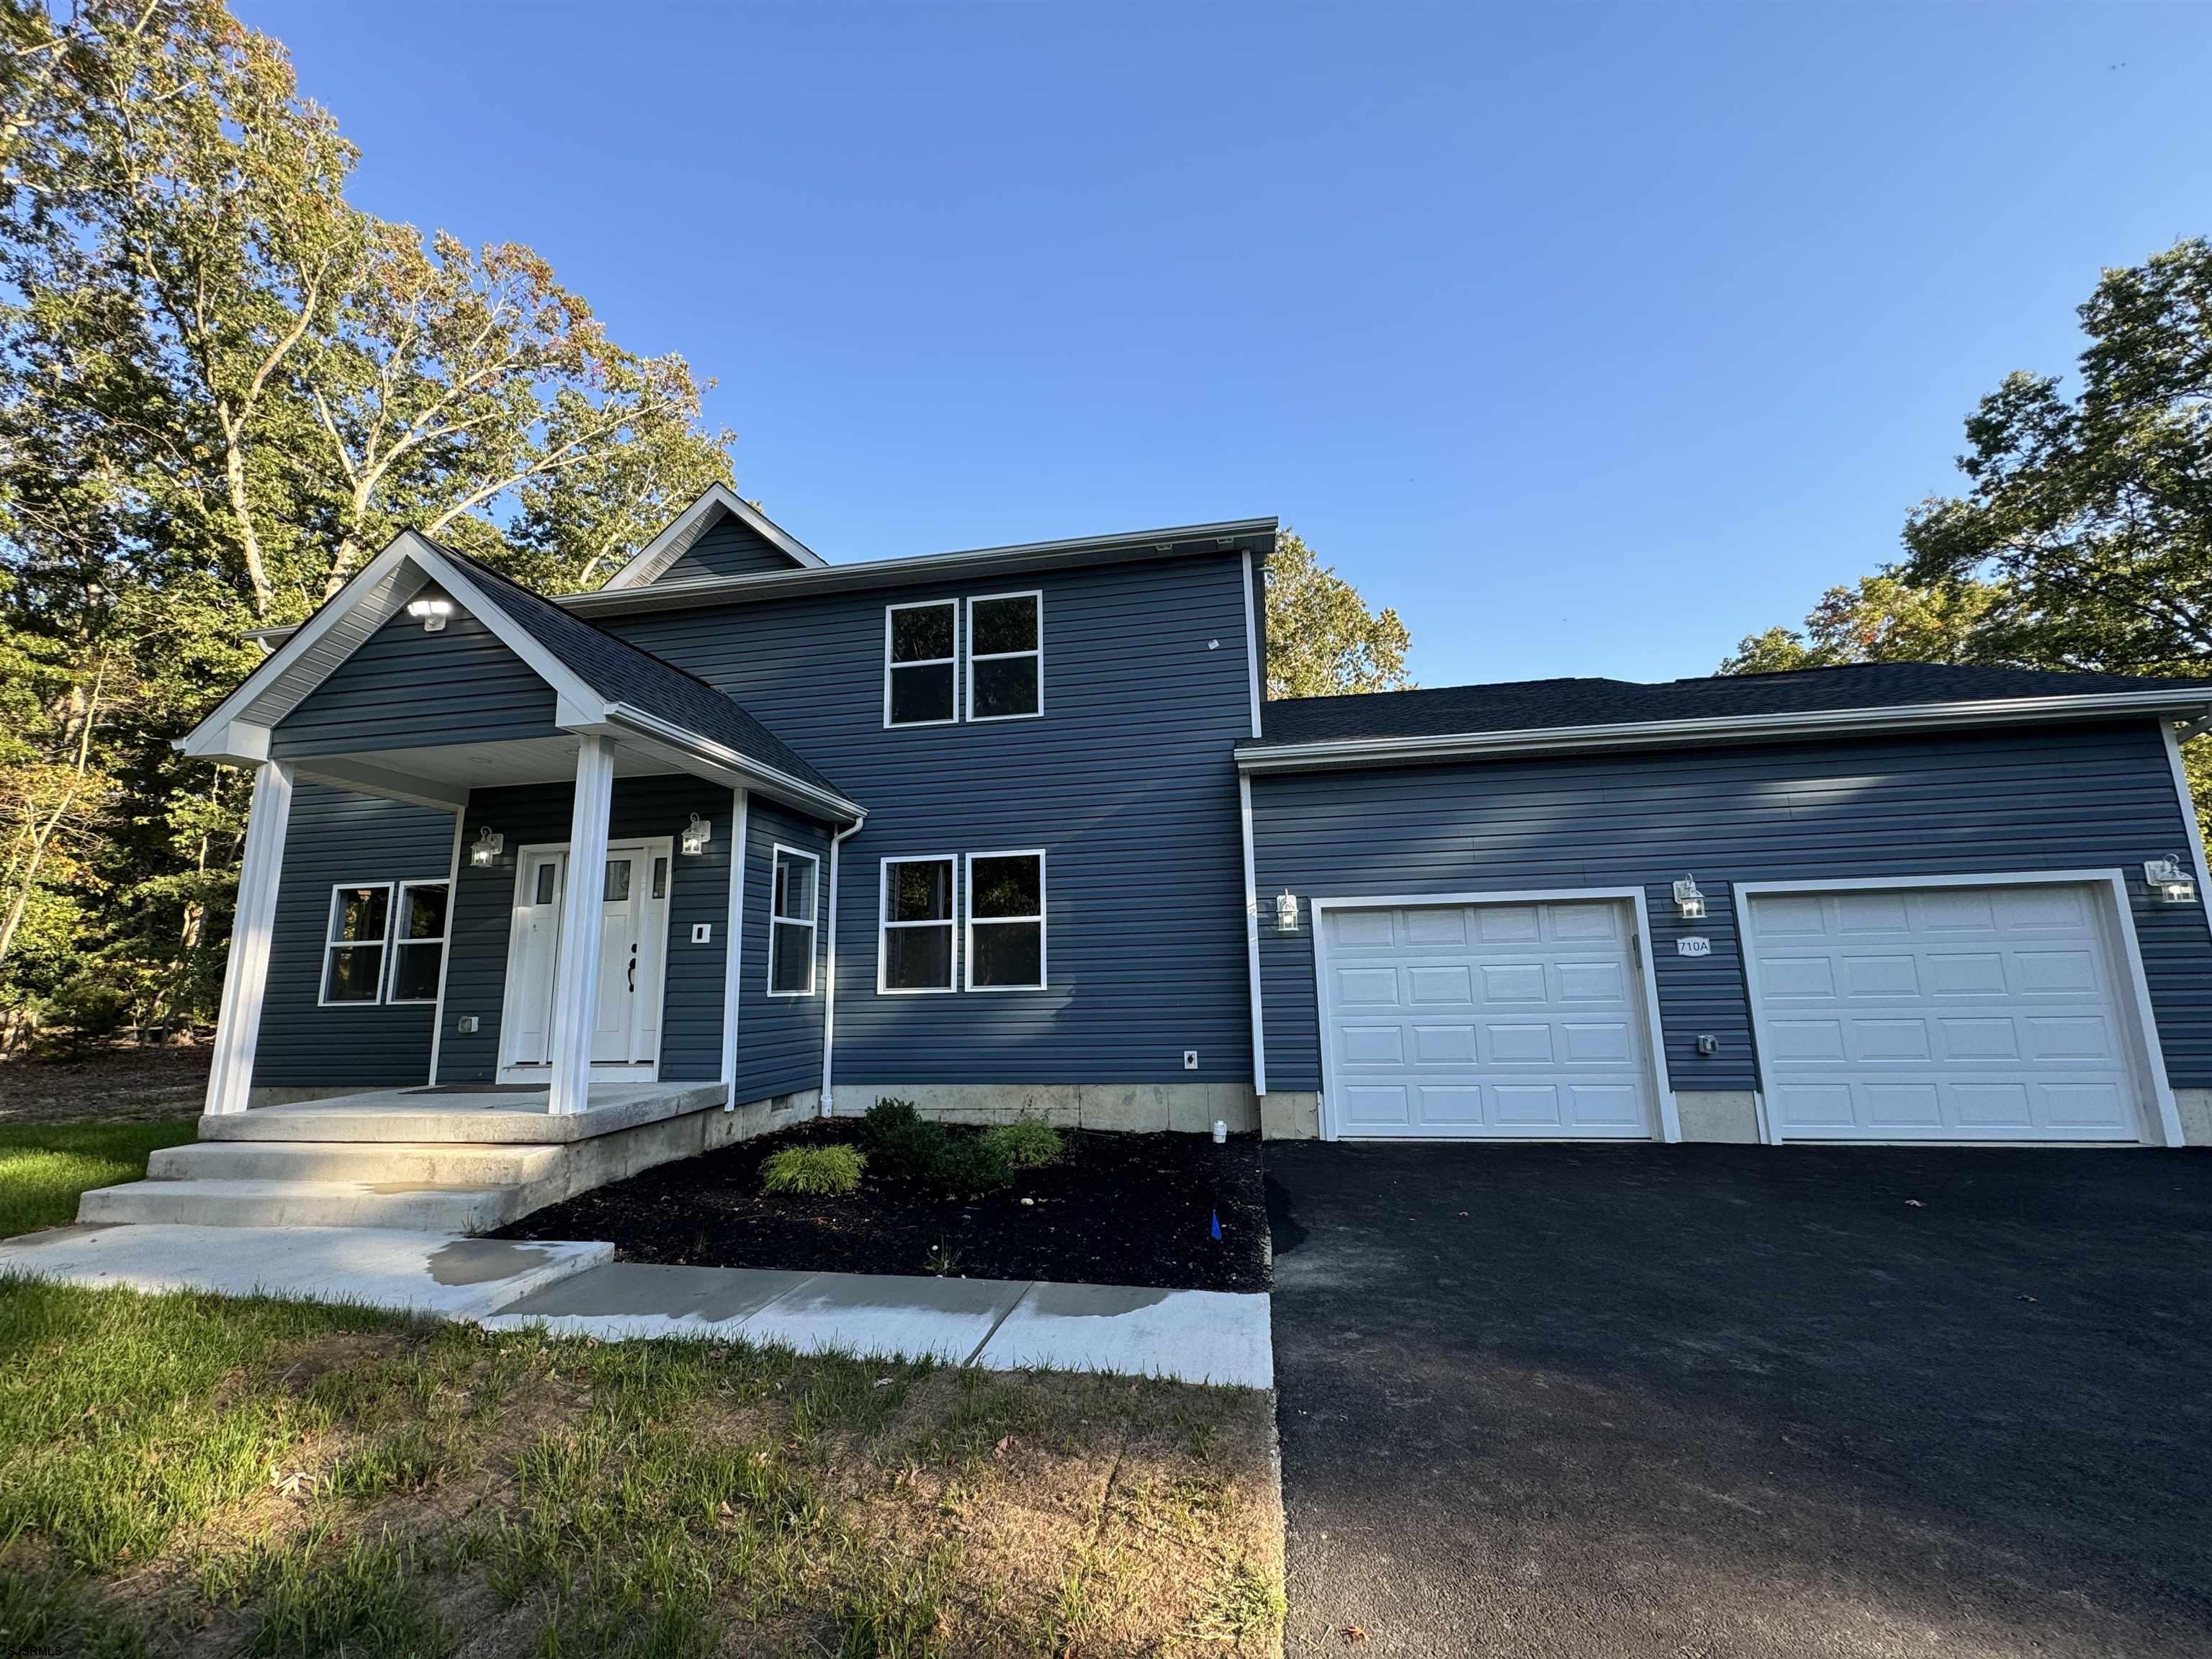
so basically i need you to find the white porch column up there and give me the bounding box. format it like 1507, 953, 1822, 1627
203, 760, 295, 1116
547, 735, 616, 1116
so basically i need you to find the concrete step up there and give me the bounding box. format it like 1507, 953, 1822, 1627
76, 1178, 523, 1233
147, 1140, 566, 1187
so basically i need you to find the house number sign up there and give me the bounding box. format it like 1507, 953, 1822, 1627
1676, 935, 1712, 958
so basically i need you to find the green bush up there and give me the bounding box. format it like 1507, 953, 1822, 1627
760, 1144, 866, 1197
979, 1118, 1061, 1170
932, 1136, 1012, 1195
862, 1097, 952, 1182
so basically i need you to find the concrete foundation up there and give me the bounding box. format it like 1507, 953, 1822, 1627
836, 1082, 1259, 1135
1261, 1091, 1322, 1141
1676, 1091, 1763, 1144
2175, 1089, 2212, 1147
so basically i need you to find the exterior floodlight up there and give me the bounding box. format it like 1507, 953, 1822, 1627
2146, 856, 2198, 905
469, 827, 503, 868
406, 596, 454, 632
680, 812, 712, 856
1673, 875, 1707, 921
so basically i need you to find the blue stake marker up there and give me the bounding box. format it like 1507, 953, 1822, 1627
1210, 1210, 1222, 1241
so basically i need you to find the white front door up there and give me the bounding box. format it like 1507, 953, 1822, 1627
1745, 881, 2147, 1142
1317, 898, 1662, 1139
498, 839, 671, 1082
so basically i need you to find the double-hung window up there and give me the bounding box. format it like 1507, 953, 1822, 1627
768, 846, 820, 996
966, 592, 1041, 720
387, 881, 451, 1004
885, 600, 958, 727
879, 856, 956, 994
321, 883, 392, 1005
966, 851, 1046, 990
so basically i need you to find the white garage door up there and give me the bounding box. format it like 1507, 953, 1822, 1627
1745, 881, 2147, 1142
1318, 898, 1660, 1139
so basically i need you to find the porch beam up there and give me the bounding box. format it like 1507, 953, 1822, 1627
547, 735, 616, 1115
204, 760, 295, 1115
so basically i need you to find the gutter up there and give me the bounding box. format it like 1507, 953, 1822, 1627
1234, 690, 2212, 773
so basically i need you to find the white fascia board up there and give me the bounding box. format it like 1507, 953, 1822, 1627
601, 484, 826, 591
1233, 691, 2212, 773
601, 702, 864, 824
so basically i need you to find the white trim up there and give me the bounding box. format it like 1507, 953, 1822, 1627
1306, 887, 1677, 1144
877, 854, 960, 996
963, 848, 1048, 992
601, 483, 827, 590
721, 788, 749, 1092
598, 702, 863, 822
1240, 548, 1262, 738
767, 842, 822, 998
963, 589, 1043, 723
2159, 721, 2212, 943
1238, 775, 1267, 1096
821, 819, 863, 1114
387, 877, 453, 1006
548, 735, 616, 1115
317, 881, 395, 1008
1732, 869, 2185, 1148
883, 598, 960, 729
426, 810, 467, 1083
1234, 691, 2212, 773
203, 760, 294, 1115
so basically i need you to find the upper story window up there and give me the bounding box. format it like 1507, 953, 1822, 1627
967, 592, 1042, 721
885, 601, 957, 727
884, 592, 1044, 727
768, 845, 820, 997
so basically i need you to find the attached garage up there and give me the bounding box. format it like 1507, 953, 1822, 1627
1313, 892, 1670, 1140
1741, 874, 2179, 1144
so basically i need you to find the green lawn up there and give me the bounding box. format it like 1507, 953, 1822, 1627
0, 1277, 1283, 1658
0, 1119, 199, 1238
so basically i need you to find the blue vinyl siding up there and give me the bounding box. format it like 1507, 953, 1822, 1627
604, 552, 1258, 1087
436, 776, 742, 1084
664, 516, 806, 581
1250, 720, 2212, 1094
271, 600, 557, 757
734, 800, 832, 1097
252, 783, 456, 1087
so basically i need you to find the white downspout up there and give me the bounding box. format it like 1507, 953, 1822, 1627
819, 816, 866, 1116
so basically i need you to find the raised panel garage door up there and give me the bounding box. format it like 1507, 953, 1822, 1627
1745, 882, 2147, 1142
1318, 899, 1660, 1138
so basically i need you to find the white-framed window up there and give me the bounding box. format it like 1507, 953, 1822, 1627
879, 855, 957, 994
387, 880, 451, 1004
320, 882, 393, 1006
768, 845, 820, 997
966, 850, 1046, 991
884, 599, 958, 727
966, 590, 1042, 721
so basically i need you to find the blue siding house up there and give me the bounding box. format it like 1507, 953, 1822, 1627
181, 486, 2212, 1160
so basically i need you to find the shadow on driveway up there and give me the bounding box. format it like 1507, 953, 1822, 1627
1265, 1142, 2212, 1658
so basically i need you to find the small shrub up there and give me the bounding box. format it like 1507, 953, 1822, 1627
932, 1136, 1012, 1195
980, 1117, 1061, 1170
863, 1097, 952, 1181
762, 1144, 865, 1197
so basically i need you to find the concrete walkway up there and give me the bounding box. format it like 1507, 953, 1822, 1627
0, 1223, 1272, 1388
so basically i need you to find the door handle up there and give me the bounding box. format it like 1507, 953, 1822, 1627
628, 943, 637, 993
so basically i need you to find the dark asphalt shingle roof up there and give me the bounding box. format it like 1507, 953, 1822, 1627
1244, 662, 2212, 749
441, 544, 850, 805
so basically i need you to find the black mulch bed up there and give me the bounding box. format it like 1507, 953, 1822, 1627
490, 1118, 1270, 1292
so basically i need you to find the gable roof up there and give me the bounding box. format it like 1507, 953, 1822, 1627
1237, 662, 2212, 770
600, 484, 826, 590
181, 530, 858, 821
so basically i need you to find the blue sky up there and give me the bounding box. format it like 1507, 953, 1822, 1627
240, 1, 2212, 688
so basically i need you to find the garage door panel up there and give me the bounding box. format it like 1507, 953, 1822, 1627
1749, 881, 2145, 1143
1322, 898, 1659, 1141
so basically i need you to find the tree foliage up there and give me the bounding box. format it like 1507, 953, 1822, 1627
0, 0, 734, 1048
1264, 528, 1412, 700
1724, 236, 2212, 853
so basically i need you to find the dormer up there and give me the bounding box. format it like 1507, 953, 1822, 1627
599, 484, 827, 589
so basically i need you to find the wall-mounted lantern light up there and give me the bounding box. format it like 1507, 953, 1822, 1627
680, 813, 712, 857
469, 827, 504, 868
406, 596, 454, 633
1673, 875, 1707, 921
2146, 856, 2198, 904
1273, 890, 1302, 934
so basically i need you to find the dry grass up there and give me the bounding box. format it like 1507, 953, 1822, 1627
0, 1277, 1282, 1658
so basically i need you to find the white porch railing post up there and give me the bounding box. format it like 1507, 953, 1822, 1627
204, 760, 295, 1117
547, 736, 616, 1116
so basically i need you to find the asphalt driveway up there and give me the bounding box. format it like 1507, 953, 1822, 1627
1265, 1142, 2212, 1658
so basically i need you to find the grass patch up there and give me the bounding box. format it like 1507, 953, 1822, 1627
0, 1277, 1285, 1656
0, 1119, 199, 1238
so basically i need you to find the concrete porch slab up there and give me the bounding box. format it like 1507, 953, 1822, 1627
975, 1281, 1274, 1388
0, 1223, 610, 1319
197, 1079, 729, 1143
